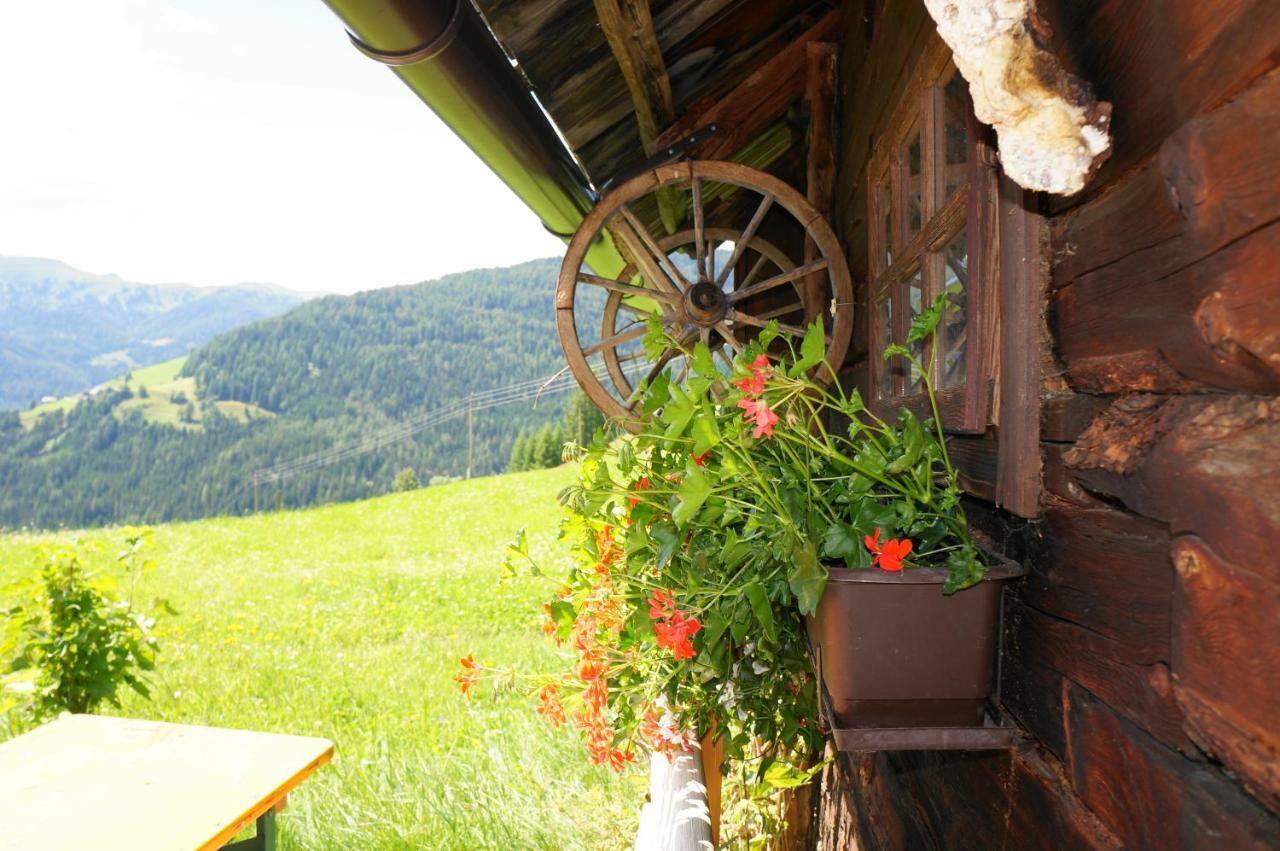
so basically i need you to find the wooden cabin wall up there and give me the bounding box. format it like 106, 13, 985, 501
814, 0, 1280, 847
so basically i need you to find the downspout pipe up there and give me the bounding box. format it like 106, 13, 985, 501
318, 0, 624, 275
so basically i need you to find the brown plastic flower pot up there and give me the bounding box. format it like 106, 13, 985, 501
806, 557, 1026, 729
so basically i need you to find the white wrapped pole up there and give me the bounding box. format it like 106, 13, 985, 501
634, 748, 714, 851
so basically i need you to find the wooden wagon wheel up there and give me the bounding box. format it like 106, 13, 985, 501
556, 160, 854, 425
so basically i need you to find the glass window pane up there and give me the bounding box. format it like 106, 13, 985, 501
943, 73, 969, 201
875, 178, 892, 267
942, 230, 968, 389
905, 130, 922, 242
874, 295, 894, 398
907, 268, 924, 393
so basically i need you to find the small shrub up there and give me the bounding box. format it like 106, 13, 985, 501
392, 467, 421, 492
2, 528, 162, 720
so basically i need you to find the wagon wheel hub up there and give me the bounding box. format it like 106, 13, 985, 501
683, 280, 728, 327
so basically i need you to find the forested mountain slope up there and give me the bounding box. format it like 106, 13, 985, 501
0, 256, 304, 409
0, 258, 584, 529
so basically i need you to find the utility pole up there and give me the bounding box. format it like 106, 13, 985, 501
466, 396, 474, 479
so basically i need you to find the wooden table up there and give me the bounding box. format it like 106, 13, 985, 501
0, 714, 333, 851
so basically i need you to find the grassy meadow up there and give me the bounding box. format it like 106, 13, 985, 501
0, 466, 640, 849
20, 355, 272, 430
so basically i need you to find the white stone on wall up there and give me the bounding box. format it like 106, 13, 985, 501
924, 0, 1112, 195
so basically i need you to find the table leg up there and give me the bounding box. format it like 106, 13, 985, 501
224, 809, 276, 851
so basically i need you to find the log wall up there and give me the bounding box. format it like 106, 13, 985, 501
816, 0, 1280, 846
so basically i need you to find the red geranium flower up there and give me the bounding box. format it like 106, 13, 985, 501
654, 611, 701, 660
733, 354, 772, 397
738, 397, 778, 438
628, 476, 651, 508
648, 589, 677, 620
864, 527, 913, 572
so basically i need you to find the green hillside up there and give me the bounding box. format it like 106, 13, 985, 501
0, 256, 303, 410
0, 466, 638, 849
0, 258, 593, 530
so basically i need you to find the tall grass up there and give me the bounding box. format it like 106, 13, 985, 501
0, 466, 640, 849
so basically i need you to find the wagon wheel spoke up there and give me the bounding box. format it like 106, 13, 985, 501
728, 259, 829, 304
579, 272, 682, 304
756, 301, 805, 321
729, 309, 805, 337
715, 322, 742, 353
584, 321, 662, 356
735, 253, 772, 293
611, 218, 683, 297
714, 193, 774, 289
619, 205, 692, 291
691, 177, 707, 281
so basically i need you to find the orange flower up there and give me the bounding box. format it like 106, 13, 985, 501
864, 527, 913, 572
536, 683, 567, 727
607, 749, 636, 771
454, 655, 479, 697
628, 476, 651, 508
691, 450, 712, 467
556, 584, 573, 599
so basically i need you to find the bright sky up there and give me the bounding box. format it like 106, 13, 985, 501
0, 0, 565, 294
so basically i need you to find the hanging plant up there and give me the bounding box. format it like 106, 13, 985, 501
458, 294, 989, 831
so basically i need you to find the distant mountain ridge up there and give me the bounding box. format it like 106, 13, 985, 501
0, 256, 306, 409
0, 256, 585, 529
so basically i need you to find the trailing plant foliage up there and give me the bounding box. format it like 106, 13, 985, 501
459, 295, 982, 838
1, 528, 164, 720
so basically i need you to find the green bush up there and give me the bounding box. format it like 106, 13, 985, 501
392, 467, 421, 492
2, 528, 162, 720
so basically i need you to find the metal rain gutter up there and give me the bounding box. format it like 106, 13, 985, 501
318, 0, 624, 275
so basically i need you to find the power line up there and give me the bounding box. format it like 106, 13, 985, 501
249, 362, 639, 492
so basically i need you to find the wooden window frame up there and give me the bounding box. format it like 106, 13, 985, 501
860, 35, 1043, 517
865, 48, 997, 435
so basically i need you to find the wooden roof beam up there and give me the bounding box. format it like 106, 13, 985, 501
594, 0, 675, 151
653, 10, 840, 163
593, 0, 681, 230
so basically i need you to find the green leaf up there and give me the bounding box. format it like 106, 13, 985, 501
883, 343, 911, 360
756, 320, 781, 350
907, 292, 949, 344
549, 600, 576, 640
788, 539, 826, 617
501, 528, 536, 578
650, 522, 680, 568
853, 499, 898, 537
744, 581, 776, 642
660, 384, 697, 438
763, 760, 818, 790
642, 371, 671, 415
672, 465, 711, 527
690, 396, 722, 456
820, 523, 860, 562
691, 342, 719, 380
788, 318, 826, 377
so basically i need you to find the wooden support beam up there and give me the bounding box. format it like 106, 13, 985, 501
593, 0, 673, 151
594, 0, 684, 232
653, 11, 840, 163
804, 42, 838, 327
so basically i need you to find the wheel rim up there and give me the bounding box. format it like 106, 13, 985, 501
557, 160, 855, 427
